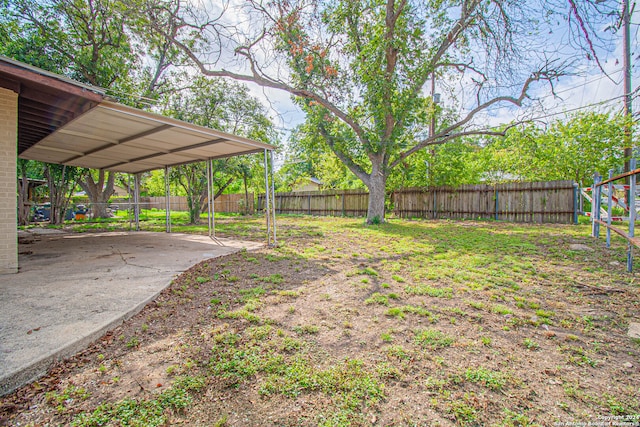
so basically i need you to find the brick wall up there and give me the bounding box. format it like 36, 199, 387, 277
0, 87, 17, 274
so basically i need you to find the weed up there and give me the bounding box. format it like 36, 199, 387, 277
391, 274, 406, 283
381, 331, 394, 342
414, 329, 454, 350
501, 408, 532, 426
448, 395, 478, 424
275, 290, 300, 298
365, 292, 389, 306
386, 345, 410, 360
46, 386, 90, 413
535, 309, 554, 319
126, 336, 140, 349
481, 336, 492, 347
491, 304, 513, 315
386, 305, 439, 322
71, 387, 193, 427
467, 300, 486, 310
523, 338, 539, 350
465, 367, 507, 390
196, 276, 209, 284
405, 284, 453, 298
376, 362, 401, 380
293, 325, 320, 335
280, 336, 302, 352
560, 345, 597, 367
213, 414, 229, 427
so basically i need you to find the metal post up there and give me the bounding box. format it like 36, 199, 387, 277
263, 149, 271, 244
270, 150, 277, 246
210, 159, 216, 239
134, 173, 140, 232
606, 170, 613, 247
206, 160, 212, 238
128, 174, 133, 231
630, 159, 636, 238
594, 174, 601, 239
165, 166, 171, 233
573, 183, 579, 224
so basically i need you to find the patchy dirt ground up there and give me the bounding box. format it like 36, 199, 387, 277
1, 216, 639, 426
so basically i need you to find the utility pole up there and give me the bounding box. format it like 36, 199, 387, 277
623, 0, 633, 172
621, 0, 634, 210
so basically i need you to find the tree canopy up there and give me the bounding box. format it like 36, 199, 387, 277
143, 0, 621, 222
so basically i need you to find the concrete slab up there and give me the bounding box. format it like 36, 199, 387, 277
0, 230, 263, 396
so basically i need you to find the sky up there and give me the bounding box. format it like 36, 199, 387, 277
177, 0, 640, 160
232, 2, 640, 144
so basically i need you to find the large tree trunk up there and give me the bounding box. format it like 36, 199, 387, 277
44, 164, 76, 225
365, 164, 387, 224
79, 170, 116, 218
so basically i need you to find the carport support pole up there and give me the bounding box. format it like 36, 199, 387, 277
134, 173, 141, 231
606, 170, 613, 248
165, 166, 171, 233
207, 159, 215, 239
263, 149, 272, 245
270, 150, 277, 246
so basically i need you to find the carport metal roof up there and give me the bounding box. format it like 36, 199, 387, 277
19, 100, 274, 174
1, 55, 274, 173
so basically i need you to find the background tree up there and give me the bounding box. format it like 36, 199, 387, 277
160, 76, 277, 223
1, 0, 186, 219
143, 0, 611, 223
43, 164, 82, 224
480, 111, 633, 187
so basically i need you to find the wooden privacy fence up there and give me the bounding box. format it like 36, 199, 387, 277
258, 181, 578, 224
258, 189, 369, 217
393, 181, 579, 224
114, 194, 255, 214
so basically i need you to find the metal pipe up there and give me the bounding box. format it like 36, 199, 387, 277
206, 160, 213, 238
263, 149, 271, 244
210, 158, 216, 239
270, 150, 277, 246
134, 173, 140, 232
607, 170, 613, 247
165, 166, 171, 233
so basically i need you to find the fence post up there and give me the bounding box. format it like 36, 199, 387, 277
432, 188, 437, 219
591, 174, 599, 238
573, 183, 579, 224
628, 159, 636, 272
606, 170, 613, 248
494, 188, 499, 221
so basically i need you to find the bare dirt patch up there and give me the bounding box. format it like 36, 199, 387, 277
2, 217, 639, 426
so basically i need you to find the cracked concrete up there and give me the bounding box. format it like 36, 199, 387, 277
0, 229, 262, 396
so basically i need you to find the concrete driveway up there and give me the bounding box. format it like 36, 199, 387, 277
0, 229, 262, 395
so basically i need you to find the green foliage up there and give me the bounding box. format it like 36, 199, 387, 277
71, 387, 192, 427
414, 329, 454, 350
464, 367, 508, 390
405, 284, 453, 298
480, 112, 632, 186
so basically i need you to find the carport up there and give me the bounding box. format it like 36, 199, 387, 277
0, 55, 277, 274
0, 56, 277, 395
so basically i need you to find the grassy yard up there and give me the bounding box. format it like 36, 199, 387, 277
5, 215, 640, 426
